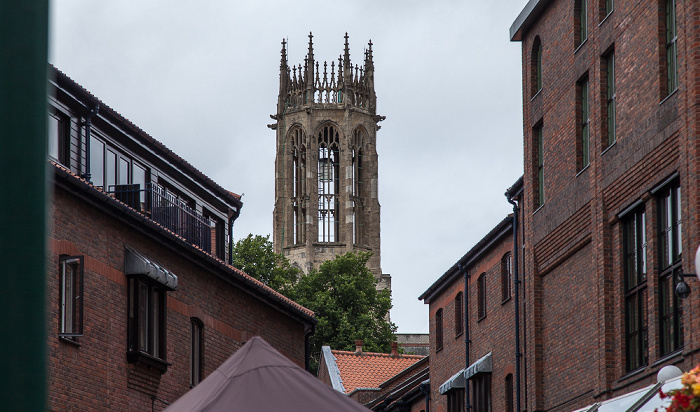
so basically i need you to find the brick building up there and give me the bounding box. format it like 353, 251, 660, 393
420, 0, 698, 409
510, 0, 699, 409
48, 66, 316, 411
268, 34, 390, 291
419, 206, 522, 412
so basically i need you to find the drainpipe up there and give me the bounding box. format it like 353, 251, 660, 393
227, 206, 241, 265
82, 104, 99, 183
458, 263, 471, 412
419, 381, 430, 412
506, 193, 521, 412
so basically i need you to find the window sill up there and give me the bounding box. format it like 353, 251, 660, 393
601, 140, 616, 156
127, 351, 171, 373
533, 203, 545, 215
599, 10, 613, 26
576, 164, 590, 177
502, 296, 512, 305
530, 89, 542, 102
659, 88, 678, 106
652, 349, 684, 368
477, 315, 486, 323
455, 331, 464, 339
574, 38, 588, 54
59, 336, 81, 347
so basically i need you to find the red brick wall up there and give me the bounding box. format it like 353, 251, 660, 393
518, 0, 699, 410
47, 186, 308, 411
428, 232, 515, 412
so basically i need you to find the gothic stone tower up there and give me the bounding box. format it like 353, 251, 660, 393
269, 33, 390, 291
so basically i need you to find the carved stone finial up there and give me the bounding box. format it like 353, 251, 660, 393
343, 33, 351, 68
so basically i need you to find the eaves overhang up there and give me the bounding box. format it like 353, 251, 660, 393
509, 0, 554, 41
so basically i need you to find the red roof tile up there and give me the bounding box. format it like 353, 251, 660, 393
331, 349, 425, 394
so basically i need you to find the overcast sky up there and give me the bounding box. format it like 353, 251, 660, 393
50, 0, 528, 334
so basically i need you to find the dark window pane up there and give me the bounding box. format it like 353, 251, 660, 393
106, 149, 117, 191
90, 137, 105, 187
119, 157, 129, 185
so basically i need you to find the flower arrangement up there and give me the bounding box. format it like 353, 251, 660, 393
658, 365, 700, 411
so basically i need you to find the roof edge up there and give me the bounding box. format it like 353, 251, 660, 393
321, 346, 346, 393
510, 0, 554, 41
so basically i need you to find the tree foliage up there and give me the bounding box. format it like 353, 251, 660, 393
229, 234, 299, 294
289, 251, 397, 372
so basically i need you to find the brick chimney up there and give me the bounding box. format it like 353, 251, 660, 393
355, 340, 363, 354
391, 342, 399, 357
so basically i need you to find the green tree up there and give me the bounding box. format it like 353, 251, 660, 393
289, 251, 397, 372
229, 234, 299, 294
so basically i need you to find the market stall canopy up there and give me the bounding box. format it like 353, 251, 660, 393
163, 336, 372, 412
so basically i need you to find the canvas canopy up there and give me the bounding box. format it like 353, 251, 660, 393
164, 336, 371, 412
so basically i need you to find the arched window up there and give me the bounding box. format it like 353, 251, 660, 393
502, 252, 512, 302
505, 373, 514, 412
318, 124, 340, 242
352, 128, 366, 245
531, 37, 542, 96
435, 308, 443, 351
191, 318, 204, 387
478, 273, 487, 320
455, 292, 464, 336
290, 127, 307, 244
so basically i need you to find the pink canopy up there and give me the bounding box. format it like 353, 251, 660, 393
164, 336, 371, 411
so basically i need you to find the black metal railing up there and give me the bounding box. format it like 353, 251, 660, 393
109, 183, 212, 253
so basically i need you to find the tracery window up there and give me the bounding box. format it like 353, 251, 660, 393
290, 127, 307, 244
352, 128, 366, 245
318, 125, 340, 242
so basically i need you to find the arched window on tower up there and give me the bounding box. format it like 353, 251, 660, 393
352, 128, 366, 245
290, 127, 307, 244
318, 124, 340, 242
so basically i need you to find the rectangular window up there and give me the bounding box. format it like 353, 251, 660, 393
90, 136, 105, 188
455, 293, 464, 337
578, 78, 590, 170
601, 0, 614, 19
534, 126, 544, 208
604, 52, 616, 147
658, 181, 683, 356
623, 208, 647, 371
127, 277, 168, 371
49, 112, 69, 167
472, 374, 492, 412
59, 255, 84, 338
665, 0, 678, 96
191, 318, 203, 387
576, 0, 588, 47
447, 388, 465, 412
478, 274, 486, 320
436, 309, 443, 351
106, 149, 117, 191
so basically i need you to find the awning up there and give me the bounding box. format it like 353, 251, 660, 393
439, 369, 466, 394
125, 247, 178, 290
464, 352, 492, 380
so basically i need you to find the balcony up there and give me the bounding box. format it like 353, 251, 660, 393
108, 182, 212, 253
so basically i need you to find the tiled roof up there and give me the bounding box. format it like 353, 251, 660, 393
330, 349, 425, 394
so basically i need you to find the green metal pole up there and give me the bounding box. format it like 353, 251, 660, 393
0, 1, 49, 410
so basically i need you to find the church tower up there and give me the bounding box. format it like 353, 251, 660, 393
269, 33, 389, 291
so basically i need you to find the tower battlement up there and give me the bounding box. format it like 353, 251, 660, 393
277, 33, 376, 114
